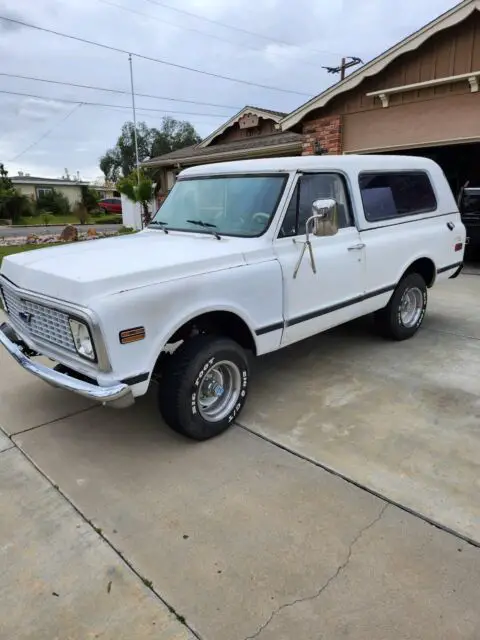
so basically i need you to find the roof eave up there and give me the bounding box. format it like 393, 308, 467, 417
199, 106, 287, 149
281, 0, 480, 130
141, 140, 303, 168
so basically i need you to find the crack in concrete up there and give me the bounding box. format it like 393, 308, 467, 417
12, 443, 204, 640
243, 502, 389, 640
10, 405, 100, 437
0, 445, 15, 454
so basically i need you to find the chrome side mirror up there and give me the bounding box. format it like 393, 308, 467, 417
307, 198, 338, 237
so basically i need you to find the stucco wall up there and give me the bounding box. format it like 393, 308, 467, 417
14, 184, 83, 207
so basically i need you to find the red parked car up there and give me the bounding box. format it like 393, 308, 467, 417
98, 198, 122, 214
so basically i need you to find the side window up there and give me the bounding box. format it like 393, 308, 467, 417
279, 173, 352, 237
359, 172, 437, 222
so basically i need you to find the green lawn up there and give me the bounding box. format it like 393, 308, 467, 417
16, 215, 86, 226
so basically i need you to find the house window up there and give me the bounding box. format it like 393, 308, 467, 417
359, 172, 437, 222
36, 187, 53, 198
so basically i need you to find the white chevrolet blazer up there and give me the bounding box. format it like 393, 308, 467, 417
0, 156, 465, 440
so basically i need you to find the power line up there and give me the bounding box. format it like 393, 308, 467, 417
99, 0, 330, 70
99, 0, 250, 51
0, 15, 312, 97
0, 88, 231, 118
142, 0, 342, 58
0, 71, 240, 110
10, 103, 82, 162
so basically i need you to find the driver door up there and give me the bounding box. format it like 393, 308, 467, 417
274, 172, 366, 346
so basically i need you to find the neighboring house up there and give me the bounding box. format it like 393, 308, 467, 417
281, 0, 480, 193
96, 187, 120, 199
11, 174, 89, 207
141, 106, 304, 203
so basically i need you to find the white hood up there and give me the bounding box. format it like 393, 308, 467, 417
1, 230, 248, 305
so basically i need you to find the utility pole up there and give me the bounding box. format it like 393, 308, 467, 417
322, 56, 363, 80
128, 53, 140, 184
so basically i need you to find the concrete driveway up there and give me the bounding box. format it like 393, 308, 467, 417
1, 273, 480, 639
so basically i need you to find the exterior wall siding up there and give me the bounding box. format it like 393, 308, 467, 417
299, 11, 480, 154
211, 117, 277, 145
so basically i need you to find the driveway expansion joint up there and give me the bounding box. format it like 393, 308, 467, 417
11, 443, 204, 640
242, 503, 389, 640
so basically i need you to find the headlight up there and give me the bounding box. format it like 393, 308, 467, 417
69, 319, 95, 360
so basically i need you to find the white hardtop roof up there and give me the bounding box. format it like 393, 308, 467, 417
179, 155, 440, 177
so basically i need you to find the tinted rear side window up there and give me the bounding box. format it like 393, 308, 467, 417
359, 172, 437, 222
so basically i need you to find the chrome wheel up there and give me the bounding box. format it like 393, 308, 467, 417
197, 360, 242, 422
400, 287, 423, 327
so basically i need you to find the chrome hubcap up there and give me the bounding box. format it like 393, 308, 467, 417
197, 360, 241, 422
400, 287, 423, 327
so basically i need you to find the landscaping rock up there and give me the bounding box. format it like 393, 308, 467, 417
59, 225, 78, 242
26, 234, 38, 245
87, 227, 97, 238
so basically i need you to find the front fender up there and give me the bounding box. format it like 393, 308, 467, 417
94, 261, 284, 382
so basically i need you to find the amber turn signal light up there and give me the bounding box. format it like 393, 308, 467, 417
119, 327, 146, 344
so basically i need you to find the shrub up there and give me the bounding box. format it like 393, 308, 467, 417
118, 225, 136, 235
0, 191, 34, 223
100, 215, 122, 224
36, 189, 71, 216
73, 202, 90, 225
81, 186, 100, 212
41, 213, 54, 226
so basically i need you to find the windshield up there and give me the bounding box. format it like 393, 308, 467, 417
149, 174, 287, 237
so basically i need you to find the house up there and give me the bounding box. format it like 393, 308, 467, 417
144, 0, 480, 202
11, 173, 90, 207
282, 0, 480, 193
142, 106, 304, 203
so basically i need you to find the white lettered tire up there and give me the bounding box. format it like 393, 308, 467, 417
374, 273, 427, 340
158, 335, 249, 440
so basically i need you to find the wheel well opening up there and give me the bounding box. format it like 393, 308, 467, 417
167, 311, 257, 355
404, 258, 436, 287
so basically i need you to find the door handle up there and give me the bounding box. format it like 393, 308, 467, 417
347, 243, 365, 251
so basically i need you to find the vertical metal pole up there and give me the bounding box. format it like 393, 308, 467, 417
128, 53, 140, 184
340, 57, 346, 81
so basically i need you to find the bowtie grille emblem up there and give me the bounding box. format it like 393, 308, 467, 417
19, 311, 34, 324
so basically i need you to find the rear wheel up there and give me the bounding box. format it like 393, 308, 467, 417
374, 273, 427, 341
158, 335, 249, 441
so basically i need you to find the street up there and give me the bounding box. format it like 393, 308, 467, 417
1, 273, 480, 639
0, 224, 123, 238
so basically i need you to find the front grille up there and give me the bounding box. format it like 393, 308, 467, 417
1, 282, 76, 353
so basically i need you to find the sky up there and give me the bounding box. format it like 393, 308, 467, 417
0, 0, 459, 182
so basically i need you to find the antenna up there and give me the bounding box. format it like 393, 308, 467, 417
322, 56, 363, 80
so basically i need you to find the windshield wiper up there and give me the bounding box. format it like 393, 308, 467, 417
186, 219, 221, 240
149, 220, 169, 234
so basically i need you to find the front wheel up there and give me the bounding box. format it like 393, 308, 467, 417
158, 335, 249, 441
374, 273, 427, 341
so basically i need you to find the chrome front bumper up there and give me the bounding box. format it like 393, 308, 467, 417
0, 322, 133, 408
